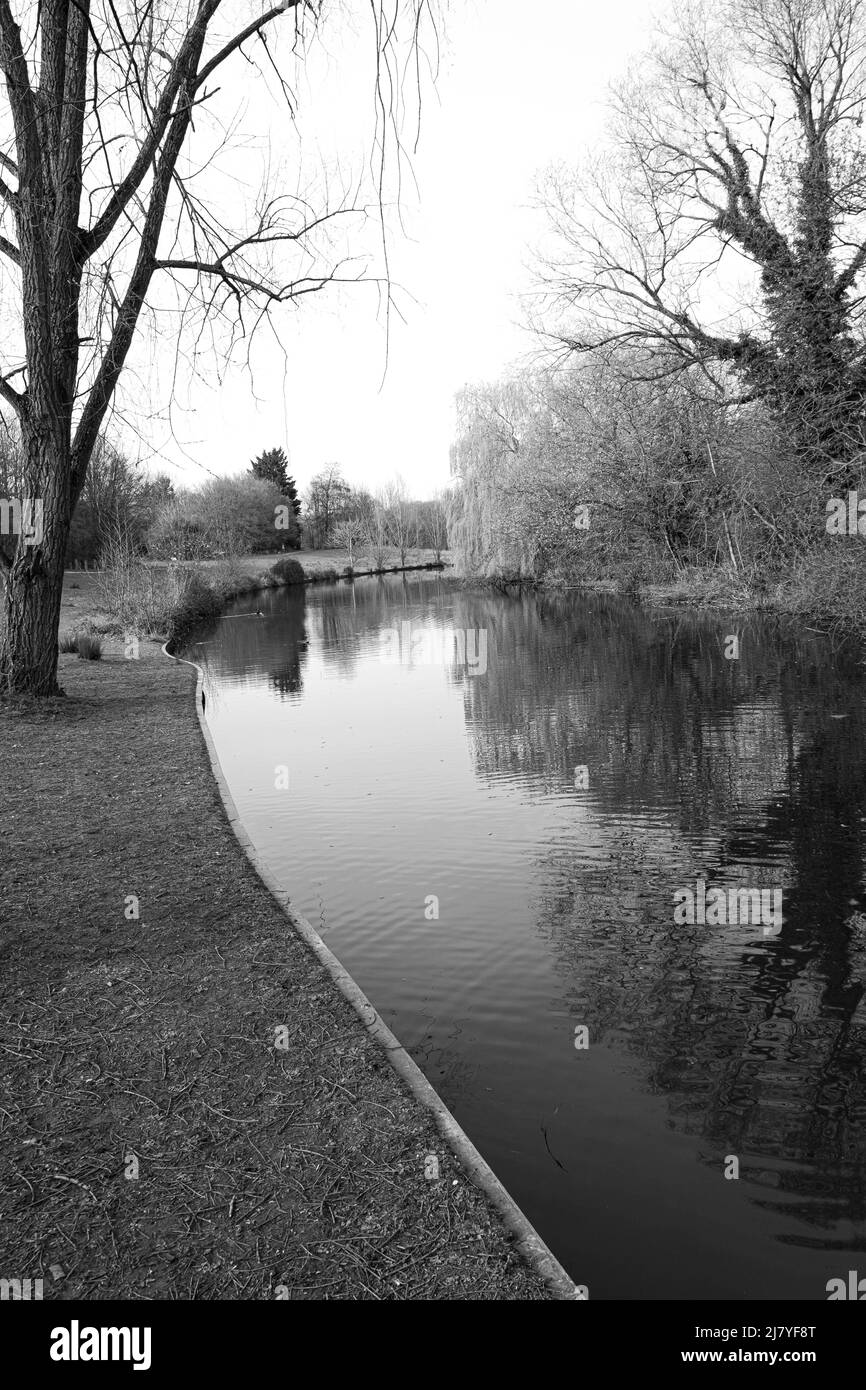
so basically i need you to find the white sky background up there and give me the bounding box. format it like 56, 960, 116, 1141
114, 0, 664, 497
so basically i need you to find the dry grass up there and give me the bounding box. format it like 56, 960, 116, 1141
64, 550, 450, 643
0, 629, 548, 1301
192, 547, 450, 579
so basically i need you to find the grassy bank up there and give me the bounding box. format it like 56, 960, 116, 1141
60, 548, 450, 650
0, 617, 548, 1300
192, 547, 449, 580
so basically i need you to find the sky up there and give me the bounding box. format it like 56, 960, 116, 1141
114, 0, 664, 497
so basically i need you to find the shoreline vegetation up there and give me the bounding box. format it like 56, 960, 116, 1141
0, 554, 554, 1301
56, 548, 451, 655
57, 540, 861, 689
458, 562, 866, 649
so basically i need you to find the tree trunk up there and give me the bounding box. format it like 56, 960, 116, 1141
0, 429, 73, 697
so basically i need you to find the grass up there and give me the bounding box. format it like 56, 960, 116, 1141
59, 629, 103, 659
75, 633, 102, 660
71, 548, 451, 646
0, 628, 549, 1301
193, 547, 449, 580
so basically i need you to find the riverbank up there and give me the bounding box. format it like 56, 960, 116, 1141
486, 558, 866, 647
59, 549, 451, 649
0, 616, 552, 1300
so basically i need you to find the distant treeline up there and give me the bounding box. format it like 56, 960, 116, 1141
0, 432, 450, 568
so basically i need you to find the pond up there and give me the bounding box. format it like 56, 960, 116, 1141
192, 571, 866, 1299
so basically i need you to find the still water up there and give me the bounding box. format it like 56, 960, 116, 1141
193, 572, 866, 1299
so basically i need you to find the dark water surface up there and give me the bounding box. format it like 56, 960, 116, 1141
193, 573, 866, 1299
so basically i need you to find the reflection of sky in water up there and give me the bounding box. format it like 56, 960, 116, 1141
195, 574, 866, 1299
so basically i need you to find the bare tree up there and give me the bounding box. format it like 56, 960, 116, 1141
537, 0, 866, 481
363, 496, 389, 568
381, 475, 415, 567
79, 439, 147, 550
0, 0, 435, 693
420, 489, 449, 560
305, 464, 352, 548
332, 514, 365, 568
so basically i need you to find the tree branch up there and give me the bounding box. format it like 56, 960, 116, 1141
194, 1, 305, 90
0, 0, 42, 181
81, 0, 221, 260
82, 0, 306, 262
72, 35, 205, 496
0, 375, 24, 414
835, 242, 866, 299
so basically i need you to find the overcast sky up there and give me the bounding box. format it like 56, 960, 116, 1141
125, 0, 661, 497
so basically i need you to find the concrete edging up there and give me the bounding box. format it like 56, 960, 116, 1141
161, 639, 584, 1302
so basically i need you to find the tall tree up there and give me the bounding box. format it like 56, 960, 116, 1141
250, 446, 300, 516
381, 475, 416, 567
0, 0, 435, 694
306, 464, 351, 547
538, 0, 866, 482
251, 446, 290, 493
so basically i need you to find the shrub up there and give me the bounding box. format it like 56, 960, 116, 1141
58, 631, 78, 653
166, 573, 222, 646
616, 566, 643, 600
147, 473, 289, 560
210, 557, 260, 599
270, 557, 306, 585
76, 633, 102, 660
777, 544, 866, 634
96, 529, 196, 633
311, 566, 338, 583
275, 512, 302, 550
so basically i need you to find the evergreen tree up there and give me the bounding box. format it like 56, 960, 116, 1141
286, 475, 302, 518
250, 447, 301, 516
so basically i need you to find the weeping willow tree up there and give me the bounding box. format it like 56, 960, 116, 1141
449, 357, 768, 583
448, 379, 528, 579
448, 371, 592, 581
